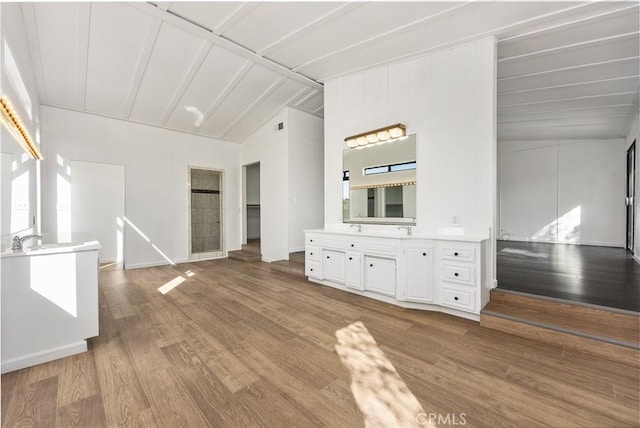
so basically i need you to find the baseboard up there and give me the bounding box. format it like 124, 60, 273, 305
500, 237, 624, 247
1, 341, 87, 374
289, 247, 305, 253
634, 254, 640, 265
125, 258, 188, 270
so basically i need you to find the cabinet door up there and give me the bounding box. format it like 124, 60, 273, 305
405, 248, 433, 303
364, 256, 396, 296
345, 252, 363, 290
323, 250, 345, 283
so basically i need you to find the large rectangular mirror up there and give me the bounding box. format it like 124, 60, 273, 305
343, 134, 416, 224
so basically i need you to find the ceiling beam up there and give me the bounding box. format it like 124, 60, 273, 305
128, 2, 323, 91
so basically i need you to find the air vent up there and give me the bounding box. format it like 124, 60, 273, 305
277, 122, 284, 130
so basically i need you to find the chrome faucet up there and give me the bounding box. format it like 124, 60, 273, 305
398, 225, 412, 236
350, 224, 362, 233
12, 234, 43, 251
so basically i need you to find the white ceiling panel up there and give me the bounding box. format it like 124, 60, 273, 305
498, 123, 627, 140
165, 45, 248, 133
223, 79, 308, 142
498, 76, 639, 106
498, 105, 634, 123
498, 34, 639, 79
85, 3, 159, 116
298, 2, 582, 80
268, 1, 462, 71
167, 2, 244, 33
297, 91, 324, 113
497, 58, 640, 93
498, 5, 639, 59
129, 22, 208, 125
32, 3, 87, 108
198, 65, 281, 137
498, 93, 637, 114
222, 2, 344, 54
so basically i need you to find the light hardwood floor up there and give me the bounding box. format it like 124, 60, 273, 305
2, 259, 639, 427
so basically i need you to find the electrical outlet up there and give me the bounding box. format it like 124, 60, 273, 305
452, 215, 460, 225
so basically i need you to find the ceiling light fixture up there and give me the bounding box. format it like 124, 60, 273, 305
0, 96, 42, 160
345, 123, 406, 148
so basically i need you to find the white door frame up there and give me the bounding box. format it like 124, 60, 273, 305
188, 166, 225, 261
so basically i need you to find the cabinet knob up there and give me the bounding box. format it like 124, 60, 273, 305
454, 252, 459, 256
422, 252, 426, 256
310, 252, 313, 255
310, 268, 314, 271
349, 257, 353, 260
351, 244, 354, 247
454, 272, 459, 277
454, 296, 459, 301
310, 239, 314, 242
326, 256, 330, 259
369, 264, 373, 267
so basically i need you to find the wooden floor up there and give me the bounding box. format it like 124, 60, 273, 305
2, 259, 639, 427
497, 241, 640, 312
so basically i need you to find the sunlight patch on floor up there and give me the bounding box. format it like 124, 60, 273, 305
158, 276, 186, 295
335, 321, 435, 428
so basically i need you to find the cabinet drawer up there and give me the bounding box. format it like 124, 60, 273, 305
442, 247, 475, 262
440, 286, 476, 313
363, 240, 397, 257
306, 234, 320, 245
305, 262, 320, 278
306, 245, 320, 261
346, 241, 361, 251
323, 236, 347, 250
441, 264, 475, 286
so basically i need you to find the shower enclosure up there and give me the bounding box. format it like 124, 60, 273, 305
189, 168, 224, 260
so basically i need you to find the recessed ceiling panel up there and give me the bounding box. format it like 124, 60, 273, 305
85, 3, 159, 116
268, 1, 462, 70
129, 22, 207, 125
165, 45, 248, 133
223, 79, 309, 142
222, 2, 345, 53
167, 2, 245, 32
33, 3, 85, 108
198, 65, 281, 137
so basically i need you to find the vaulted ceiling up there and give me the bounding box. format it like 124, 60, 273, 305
19, 2, 639, 143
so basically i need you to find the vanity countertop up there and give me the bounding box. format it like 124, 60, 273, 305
304, 228, 489, 242
1, 233, 100, 258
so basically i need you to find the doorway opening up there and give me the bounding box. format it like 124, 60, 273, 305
626, 140, 635, 254
243, 162, 261, 252
189, 168, 224, 261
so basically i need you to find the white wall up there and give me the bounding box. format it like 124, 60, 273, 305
240, 109, 289, 262
626, 109, 639, 258
0, 3, 42, 241
287, 108, 324, 252
499, 139, 626, 247
324, 37, 496, 239
70, 161, 124, 262
41, 106, 241, 268
240, 107, 324, 260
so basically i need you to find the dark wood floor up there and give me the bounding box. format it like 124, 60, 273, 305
497, 241, 640, 312
2, 259, 639, 427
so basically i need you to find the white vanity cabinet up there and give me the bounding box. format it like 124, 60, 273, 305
323, 249, 345, 283
400, 245, 434, 303
304, 230, 489, 321
345, 251, 363, 290
364, 255, 396, 296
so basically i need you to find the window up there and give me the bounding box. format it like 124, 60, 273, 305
364, 161, 416, 176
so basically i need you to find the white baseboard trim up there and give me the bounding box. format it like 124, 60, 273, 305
125, 258, 188, 270
289, 247, 305, 253
634, 254, 640, 265
2, 341, 87, 374
492, 279, 498, 289
501, 237, 624, 248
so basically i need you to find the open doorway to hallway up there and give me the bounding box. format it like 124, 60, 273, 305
244, 162, 261, 252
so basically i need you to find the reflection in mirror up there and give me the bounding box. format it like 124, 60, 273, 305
343, 134, 416, 224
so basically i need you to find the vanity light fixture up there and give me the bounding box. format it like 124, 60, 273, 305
345, 123, 406, 148
0, 96, 42, 160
